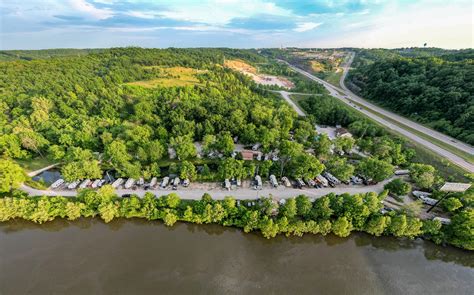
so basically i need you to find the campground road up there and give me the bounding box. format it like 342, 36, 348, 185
19, 178, 394, 200
282, 57, 474, 173
275, 90, 306, 116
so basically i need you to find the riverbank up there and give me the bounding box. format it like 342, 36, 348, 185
1, 187, 471, 251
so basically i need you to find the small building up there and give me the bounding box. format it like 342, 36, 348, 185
241, 150, 255, 161
335, 127, 352, 138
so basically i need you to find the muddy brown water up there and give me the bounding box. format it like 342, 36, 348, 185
1, 218, 473, 295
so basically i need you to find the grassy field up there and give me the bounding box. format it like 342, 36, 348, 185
127, 67, 205, 88
324, 69, 343, 87
15, 157, 56, 173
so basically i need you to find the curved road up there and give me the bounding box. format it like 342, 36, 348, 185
284, 56, 474, 173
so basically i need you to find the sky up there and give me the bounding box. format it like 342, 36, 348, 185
0, 0, 472, 50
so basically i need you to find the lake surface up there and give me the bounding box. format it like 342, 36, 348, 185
1, 219, 473, 295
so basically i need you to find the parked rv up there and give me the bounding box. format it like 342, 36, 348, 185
149, 177, 158, 188
394, 169, 410, 176
252, 143, 261, 151
67, 181, 80, 190
281, 177, 291, 187
50, 179, 64, 189
224, 179, 231, 190
254, 175, 262, 190
433, 217, 451, 225
160, 177, 170, 188
91, 179, 101, 189
323, 172, 341, 185
111, 178, 124, 188
172, 177, 180, 190
137, 177, 145, 186
295, 178, 305, 189
269, 175, 278, 187
316, 175, 329, 187
182, 179, 190, 187
124, 178, 136, 189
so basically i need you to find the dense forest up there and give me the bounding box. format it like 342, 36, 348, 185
2, 189, 473, 251
0, 47, 472, 251
348, 49, 474, 144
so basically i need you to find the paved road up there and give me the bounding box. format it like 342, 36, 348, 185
274, 90, 307, 116
283, 58, 474, 173
339, 52, 474, 156
19, 177, 394, 200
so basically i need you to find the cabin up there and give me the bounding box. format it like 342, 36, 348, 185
335, 127, 352, 138
241, 150, 255, 161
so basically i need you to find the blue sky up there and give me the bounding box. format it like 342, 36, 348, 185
1, 0, 472, 50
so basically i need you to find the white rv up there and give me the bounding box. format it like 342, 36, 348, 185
270, 175, 278, 187
124, 178, 136, 189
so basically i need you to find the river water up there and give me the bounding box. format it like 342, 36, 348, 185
1, 219, 473, 295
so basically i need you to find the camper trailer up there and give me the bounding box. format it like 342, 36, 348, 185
161, 177, 170, 188
269, 175, 278, 187
124, 178, 136, 189
111, 178, 124, 188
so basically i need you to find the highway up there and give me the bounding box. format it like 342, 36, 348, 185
283, 56, 474, 173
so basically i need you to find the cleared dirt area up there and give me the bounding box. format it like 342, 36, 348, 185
127, 67, 205, 88
225, 59, 294, 89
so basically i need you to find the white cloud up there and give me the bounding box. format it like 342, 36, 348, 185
156, 0, 293, 25
294, 22, 322, 32
125, 10, 156, 19
303, 1, 473, 49
69, 0, 114, 20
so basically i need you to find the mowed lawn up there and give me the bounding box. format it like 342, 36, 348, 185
127, 67, 205, 88
15, 157, 56, 173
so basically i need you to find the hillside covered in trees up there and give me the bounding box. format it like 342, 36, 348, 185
348, 49, 474, 144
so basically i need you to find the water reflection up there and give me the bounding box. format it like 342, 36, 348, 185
1, 218, 472, 268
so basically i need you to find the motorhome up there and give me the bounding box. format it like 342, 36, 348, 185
160, 177, 170, 188
182, 179, 190, 187
433, 217, 451, 225
172, 177, 180, 190
269, 175, 278, 187
281, 177, 291, 187
323, 172, 341, 185
316, 175, 329, 187
149, 177, 158, 188
91, 179, 101, 188
224, 179, 231, 190
111, 178, 124, 188
124, 178, 136, 189
50, 179, 64, 189
394, 169, 410, 176
254, 175, 262, 189
137, 177, 145, 186
252, 143, 261, 151
68, 181, 80, 190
